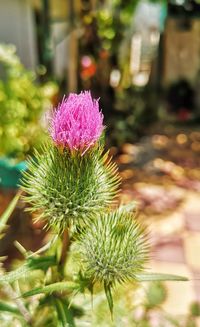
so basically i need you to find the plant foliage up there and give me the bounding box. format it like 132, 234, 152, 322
0, 44, 57, 161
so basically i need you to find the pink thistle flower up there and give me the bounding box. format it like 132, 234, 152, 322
50, 91, 104, 154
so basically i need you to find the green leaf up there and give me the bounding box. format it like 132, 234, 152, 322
136, 272, 188, 282
0, 301, 21, 315
0, 191, 21, 236
0, 256, 57, 284
104, 283, 113, 319
53, 298, 76, 327
21, 281, 78, 298
27, 255, 57, 270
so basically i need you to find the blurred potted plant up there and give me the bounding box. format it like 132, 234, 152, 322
0, 44, 57, 188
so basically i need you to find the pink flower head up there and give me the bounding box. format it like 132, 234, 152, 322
50, 91, 104, 154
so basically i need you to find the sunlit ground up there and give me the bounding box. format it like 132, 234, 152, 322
114, 124, 200, 321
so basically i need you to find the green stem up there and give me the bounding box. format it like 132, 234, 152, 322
59, 229, 70, 271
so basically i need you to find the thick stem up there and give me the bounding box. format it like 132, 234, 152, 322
60, 229, 70, 268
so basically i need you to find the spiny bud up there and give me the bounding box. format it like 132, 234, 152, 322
79, 208, 149, 287
21, 145, 120, 233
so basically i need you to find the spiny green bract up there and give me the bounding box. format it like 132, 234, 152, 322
21, 143, 120, 233
79, 208, 149, 287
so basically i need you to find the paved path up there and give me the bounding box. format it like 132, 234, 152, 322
115, 126, 200, 320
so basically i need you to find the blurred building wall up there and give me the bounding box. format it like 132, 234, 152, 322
50, 0, 68, 79
163, 18, 200, 85
0, 0, 37, 69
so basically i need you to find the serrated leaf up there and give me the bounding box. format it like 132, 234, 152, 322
136, 272, 188, 282
0, 256, 56, 284
21, 281, 78, 298
27, 255, 57, 270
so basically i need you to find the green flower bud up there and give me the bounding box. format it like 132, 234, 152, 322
21, 144, 120, 233
79, 208, 149, 287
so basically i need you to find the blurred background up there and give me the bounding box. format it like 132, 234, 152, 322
0, 0, 200, 326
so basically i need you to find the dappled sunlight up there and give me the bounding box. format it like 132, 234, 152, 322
116, 126, 200, 314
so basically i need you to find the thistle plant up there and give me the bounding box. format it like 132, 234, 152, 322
0, 91, 187, 326
22, 91, 120, 232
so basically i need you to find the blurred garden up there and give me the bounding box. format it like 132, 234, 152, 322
0, 0, 200, 326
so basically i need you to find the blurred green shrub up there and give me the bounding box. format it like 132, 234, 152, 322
145, 281, 167, 309
0, 44, 57, 162
107, 87, 158, 147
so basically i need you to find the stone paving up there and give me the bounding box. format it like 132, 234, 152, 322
115, 126, 200, 320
